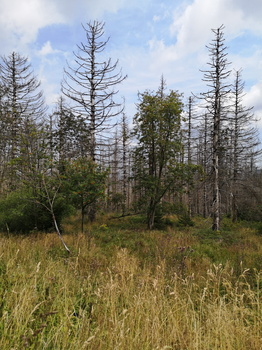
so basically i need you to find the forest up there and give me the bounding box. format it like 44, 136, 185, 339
0, 21, 261, 349
0, 22, 261, 234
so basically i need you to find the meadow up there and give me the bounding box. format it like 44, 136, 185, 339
0, 215, 261, 349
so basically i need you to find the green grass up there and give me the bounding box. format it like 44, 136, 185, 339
0, 215, 261, 349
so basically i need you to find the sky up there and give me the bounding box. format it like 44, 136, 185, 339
1, 0, 262, 143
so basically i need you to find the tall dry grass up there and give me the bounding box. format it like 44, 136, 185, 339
0, 232, 261, 349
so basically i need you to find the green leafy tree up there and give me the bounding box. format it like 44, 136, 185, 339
63, 158, 108, 233
133, 80, 198, 229
0, 174, 72, 242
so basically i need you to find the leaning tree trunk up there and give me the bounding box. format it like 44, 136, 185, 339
147, 202, 157, 230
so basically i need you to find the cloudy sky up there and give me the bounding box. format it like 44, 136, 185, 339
1, 0, 262, 139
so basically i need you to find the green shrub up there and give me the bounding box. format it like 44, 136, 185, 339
255, 222, 262, 235
238, 203, 262, 222
177, 213, 194, 227
0, 189, 73, 233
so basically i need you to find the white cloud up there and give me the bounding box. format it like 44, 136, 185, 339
170, 0, 262, 59
37, 41, 60, 56
1, 0, 261, 139
153, 15, 161, 22
244, 82, 262, 129
0, 0, 65, 54
148, 39, 177, 62
245, 83, 262, 110
169, 0, 262, 137
0, 0, 141, 54
228, 50, 262, 87
231, 0, 262, 27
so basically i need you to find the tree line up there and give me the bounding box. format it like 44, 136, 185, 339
0, 22, 261, 235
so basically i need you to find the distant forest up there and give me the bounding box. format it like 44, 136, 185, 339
0, 22, 261, 233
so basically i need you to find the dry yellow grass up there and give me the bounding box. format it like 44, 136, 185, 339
0, 232, 261, 349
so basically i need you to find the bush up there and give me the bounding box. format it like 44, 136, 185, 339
0, 189, 73, 233
177, 213, 194, 227
237, 203, 262, 222
161, 201, 188, 216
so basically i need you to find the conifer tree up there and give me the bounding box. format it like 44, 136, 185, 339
0, 52, 46, 190
200, 25, 231, 230
62, 21, 126, 163
62, 21, 126, 221
228, 69, 260, 221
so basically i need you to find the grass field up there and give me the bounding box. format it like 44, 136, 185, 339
0, 214, 261, 349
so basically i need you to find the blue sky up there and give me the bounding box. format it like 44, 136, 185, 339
1, 0, 262, 141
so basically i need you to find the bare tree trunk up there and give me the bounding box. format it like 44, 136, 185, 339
147, 201, 157, 230
41, 175, 71, 253
52, 212, 70, 253
200, 25, 231, 231
212, 96, 221, 230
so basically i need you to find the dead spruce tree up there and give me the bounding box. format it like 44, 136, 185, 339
62, 21, 126, 221
228, 69, 260, 221
0, 52, 46, 191
200, 25, 231, 231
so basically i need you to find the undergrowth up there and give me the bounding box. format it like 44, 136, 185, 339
0, 215, 261, 349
